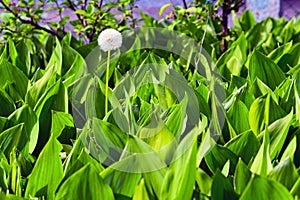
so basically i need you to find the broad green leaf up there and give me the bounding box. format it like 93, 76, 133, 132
140, 122, 175, 163
249, 50, 285, 90
51, 111, 75, 141
204, 144, 238, 175
195, 168, 212, 196
62, 46, 87, 89
7, 105, 39, 154
0, 152, 10, 192
278, 18, 295, 43
234, 159, 252, 195
291, 177, 300, 197
250, 134, 272, 176
61, 38, 87, 81
165, 95, 188, 139
160, 127, 198, 200
0, 193, 29, 200
62, 138, 86, 174
133, 179, 150, 200
0, 59, 29, 98
0, 117, 6, 132
240, 175, 293, 200
89, 118, 127, 163
100, 165, 141, 198
218, 33, 247, 80
15, 39, 34, 76
33, 79, 67, 152
236, 10, 256, 31
280, 136, 297, 162
225, 131, 260, 164
76, 41, 97, 58
278, 43, 300, 70
268, 157, 299, 190
226, 100, 250, 135
8, 38, 18, 67
85, 78, 105, 121
211, 171, 238, 200
249, 93, 286, 135
246, 19, 271, 48
25, 135, 63, 200
25, 68, 57, 108
56, 164, 114, 200
61, 148, 104, 185
0, 89, 15, 117
0, 124, 26, 158
275, 77, 295, 113
268, 41, 293, 64
46, 37, 62, 75
221, 160, 230, 177
259, 111, 293, 159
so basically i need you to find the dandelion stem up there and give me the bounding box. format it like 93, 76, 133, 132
105, 50, 111, 115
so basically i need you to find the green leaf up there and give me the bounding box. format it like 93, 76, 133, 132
87, 118, 127, 163
225, 131, 260, 164
234, 159, 252, 195
0, 117, 7, 132
195, 168, 212, 196
211, 171, 238, 200
278, 43, 300, 70
0, 193, 29, 200
291, 177, 300, 197
46, 37, 62, 75
259, 111, 293, 159
268, 157, 299, 190
249, 93, 286, 135
226, 100, 250, 135
15, 39, 34, 76
25, 68, 57, 109
240, 175, 294, 200
25, 134, 63, 199
250, 134, 272, 176
218, 33, 247, 80
249, 50, 285, 90
0, 89, 15, 117
56, 164, 114, 200
280, 136, 297, 162
0, 124, 26, 158
8, 38, 18, 67
160, 127, 198, 200
51, 111, 75, 142
205, 144, 238, 175
0, 59, 29, 98
268, 41, 293, 64
101, 166, 141, 198
279, 18, 294, 43
7, 105, 39, 154
133, 179, 150, 200
33, 79, 67, 152
237, 10, 256, 31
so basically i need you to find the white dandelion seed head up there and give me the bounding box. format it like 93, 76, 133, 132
98, 28, 122, 52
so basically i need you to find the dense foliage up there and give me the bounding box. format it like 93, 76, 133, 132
0, 1, 300, 199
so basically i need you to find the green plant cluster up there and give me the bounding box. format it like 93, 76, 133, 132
0, 3, 300, 200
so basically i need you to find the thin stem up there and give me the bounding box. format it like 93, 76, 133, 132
221, 1, 229, 53
182, 0, 188, 9
105, 50, 111, 115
